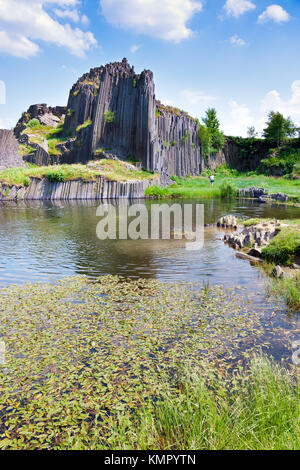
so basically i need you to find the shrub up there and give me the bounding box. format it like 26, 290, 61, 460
104, 110, 115, 123
27, 118, 40, 128
145, 185, 167, 198
261, 228, 300, 265
46, 169, 66, 183
220, 181, 237, 199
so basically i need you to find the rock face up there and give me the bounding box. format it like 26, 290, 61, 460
0, 176, 160, 201
60, 58, 202, 177
223, 219, 281, 253
0, 129, 25, 169
237, 187, 268, 199
14, 104, 66, 138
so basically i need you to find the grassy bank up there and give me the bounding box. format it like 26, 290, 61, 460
0, 160, 158, 186
145, 168, 300, 200
0, 275, 297, 450
237, 217, 300, 310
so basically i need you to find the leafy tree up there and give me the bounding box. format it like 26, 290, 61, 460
263, 111, 296, 145
247, 126, 258, 138
198, 108, 225, 156
197, 123, 212, 157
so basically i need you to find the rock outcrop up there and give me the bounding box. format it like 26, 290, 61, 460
0, 129, 25, 169
0, 175, 160, 201
58, 58, 202, 177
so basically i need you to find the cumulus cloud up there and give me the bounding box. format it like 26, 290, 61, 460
130, 44, 143, 53
261, 81, 300, 125
100, 0, 203, 42
182, 90, 216, 105
257, 4, 290, 24
229, 34, 246, 46
54, 8, 80, 22
0, 0, 96, 59
223, 100, 255, 136
224, 0, 256, 18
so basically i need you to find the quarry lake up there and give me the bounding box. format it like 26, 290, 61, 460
1, 198, 300, 287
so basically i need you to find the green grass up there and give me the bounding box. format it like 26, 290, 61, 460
21, 121, 68, 156
0, 160, 158, 186
261, 227, 300, 265
76, 119, 92, 133
146, 170, 300, 200
0, 276, 298, 450
267, 272, 300, 310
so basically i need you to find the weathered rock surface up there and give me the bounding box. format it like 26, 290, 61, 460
223, 220, 281, 252
217, 215, 238, 228
0, 175, 160, 201
59, 58, 202, 177
237, 187, 268, 199
0, 129, 25, 169
14, 104, 66, 138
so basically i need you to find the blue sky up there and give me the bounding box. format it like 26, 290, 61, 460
0, 0, 299, 136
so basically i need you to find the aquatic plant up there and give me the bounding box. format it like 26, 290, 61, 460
0, 275, 294, 449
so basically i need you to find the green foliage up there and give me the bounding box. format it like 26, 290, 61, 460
76, 119, 92, 133
261, 228, 300, 265
181, 131, 191, 144
27, 118, 40, 129
67, 108, 74, 117
133, 79, 137, 88
155, 108, 161, 117
263, 111, 296, 145
267, 272, 300, 310
144, 185, 167, 198
198, 108, 225, 157
46, 169, 66, 182
18, 144, 35, 157
170, 140, 177, 147
247, 126, 258, 138
104, 110, 115, 123
197, 124, 212, 157
220, 181, 237, 199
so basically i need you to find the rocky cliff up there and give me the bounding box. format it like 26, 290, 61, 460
60, 58, 202, 178
0, 129, 25, 169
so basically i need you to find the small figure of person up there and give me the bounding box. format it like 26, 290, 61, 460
209, 174, 215, 186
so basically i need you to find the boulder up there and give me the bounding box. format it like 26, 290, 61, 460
272, 265, 284, 279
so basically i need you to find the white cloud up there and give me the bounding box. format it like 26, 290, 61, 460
224, 100, 255, 136
257, 4, 290, 24
54, 8, 80, 22
229, 34, 246, 46
261, 81, 300, 125
130, 44, 143, 53
224, 0, 256, 18
100, 0, 203, 42
0, 0, 96, 59
182, 90, 216, 105
81, 14, 89, 26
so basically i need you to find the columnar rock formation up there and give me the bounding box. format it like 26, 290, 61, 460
0, 175, 160, 201
61, 58, 203, 177
0, 130, 25, 169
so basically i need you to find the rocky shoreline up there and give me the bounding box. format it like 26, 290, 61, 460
216, 215, 299, 279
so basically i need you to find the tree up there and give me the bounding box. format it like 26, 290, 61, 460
263, 111, 296, 146
247, 126, 258, 138
197, 123, 212, 157
200, 108, 225, 155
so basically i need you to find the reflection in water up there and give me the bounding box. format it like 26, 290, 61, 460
1, 198, 300, 287
1, 198, 300, 362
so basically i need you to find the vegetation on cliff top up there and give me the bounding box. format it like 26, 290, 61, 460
0, 160, 158, 186
0, 275, 298, 449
